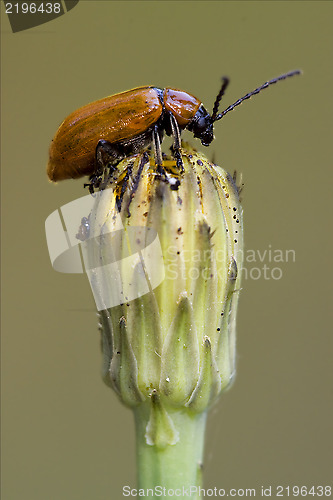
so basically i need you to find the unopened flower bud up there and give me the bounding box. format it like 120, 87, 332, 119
83, 144, 243, 445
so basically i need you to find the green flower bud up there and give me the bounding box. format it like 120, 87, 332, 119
83, 144, 243, 445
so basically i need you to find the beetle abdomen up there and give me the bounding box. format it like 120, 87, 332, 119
47, 86, 163, 181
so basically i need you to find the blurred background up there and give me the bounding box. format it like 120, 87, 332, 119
1, 1, 332, 498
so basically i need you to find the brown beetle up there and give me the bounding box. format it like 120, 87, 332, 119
47, 70, 301, 190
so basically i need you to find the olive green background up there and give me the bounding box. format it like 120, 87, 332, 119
1, 1, 332, 499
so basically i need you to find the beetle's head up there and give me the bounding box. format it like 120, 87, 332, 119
189, 107, 214, 147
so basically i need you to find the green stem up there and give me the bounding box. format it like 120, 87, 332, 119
134, 403, 207, 499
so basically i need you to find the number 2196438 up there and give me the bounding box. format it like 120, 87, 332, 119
5, 3, 61, 14
276, 485, 331, 496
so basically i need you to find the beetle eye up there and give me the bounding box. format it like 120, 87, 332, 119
196, 117, 208, 130
195, 116, 212, 138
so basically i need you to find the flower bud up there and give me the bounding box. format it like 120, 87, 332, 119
83, 145, 243, 444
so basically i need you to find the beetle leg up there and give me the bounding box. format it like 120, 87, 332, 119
84, 179, 98, 195
84, 174, 101, 195
168, 113, 184, 173
153, 125, 164, 175
96, 139, 124, 172
152, 124, 180, 191
84, 140, 124, 194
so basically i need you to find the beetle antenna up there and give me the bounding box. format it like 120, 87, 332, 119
212, 70, 302, 123
211, 77, 230, 122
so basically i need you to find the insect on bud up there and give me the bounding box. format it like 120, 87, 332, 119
82, 144, 243, 446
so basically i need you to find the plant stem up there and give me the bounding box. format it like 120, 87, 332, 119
134, 404, 207, 498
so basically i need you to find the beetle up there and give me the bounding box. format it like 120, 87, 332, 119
47, 70, 301, 191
